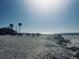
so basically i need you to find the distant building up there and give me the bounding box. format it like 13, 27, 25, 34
0, 27, 17, 35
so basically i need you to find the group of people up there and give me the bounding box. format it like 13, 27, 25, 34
31, 33, 41, 37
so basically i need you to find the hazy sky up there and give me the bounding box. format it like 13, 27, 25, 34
0, 0, 79, 33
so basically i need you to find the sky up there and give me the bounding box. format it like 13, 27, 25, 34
0, 0, 79, 34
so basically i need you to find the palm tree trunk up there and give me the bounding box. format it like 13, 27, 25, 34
19, 26, 21, 34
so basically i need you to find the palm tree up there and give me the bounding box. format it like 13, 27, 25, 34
9, 24, 14, 29
18, 23, 22, 34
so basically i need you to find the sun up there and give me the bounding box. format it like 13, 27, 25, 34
26, 0, 64, 12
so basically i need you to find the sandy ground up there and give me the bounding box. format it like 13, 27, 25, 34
0, 34, 79, 59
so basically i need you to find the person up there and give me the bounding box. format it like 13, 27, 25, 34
32, 33, 35, 37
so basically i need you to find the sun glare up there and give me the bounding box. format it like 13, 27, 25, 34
26, 0, 64, 12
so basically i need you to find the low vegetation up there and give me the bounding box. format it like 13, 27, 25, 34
0, 34, 79, 59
